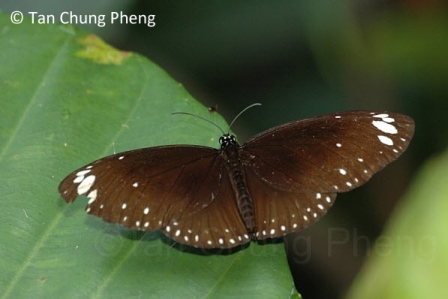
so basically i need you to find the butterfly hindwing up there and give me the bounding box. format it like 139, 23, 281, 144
244, 164, 338, 239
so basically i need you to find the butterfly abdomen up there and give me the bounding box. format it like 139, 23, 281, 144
222, 136, 256, 234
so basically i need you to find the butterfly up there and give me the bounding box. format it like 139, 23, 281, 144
59, 106, 415, 249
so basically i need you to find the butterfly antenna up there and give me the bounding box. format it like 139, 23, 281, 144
228, 103, 262, 131
172, 112, 225, 135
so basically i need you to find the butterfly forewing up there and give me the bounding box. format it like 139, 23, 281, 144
241, 111, 414, 193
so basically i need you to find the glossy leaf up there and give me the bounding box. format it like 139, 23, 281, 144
0, 15, 297, 298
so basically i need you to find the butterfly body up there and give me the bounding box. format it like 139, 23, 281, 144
59, 111, 415, 249
220, 134, 256, 234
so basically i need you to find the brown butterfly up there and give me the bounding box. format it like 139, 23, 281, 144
59, 105, 414, 248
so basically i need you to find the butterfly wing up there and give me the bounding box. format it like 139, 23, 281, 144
59, 145, 248, 248
239, 111, 415, 239
244, 168, 337, 239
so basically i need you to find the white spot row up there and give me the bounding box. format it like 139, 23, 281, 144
371, 113, 398, 147
121, 217, 151, 228
163, 225, 250, 247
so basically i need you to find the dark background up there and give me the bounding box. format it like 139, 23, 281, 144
4, 1, 447, 298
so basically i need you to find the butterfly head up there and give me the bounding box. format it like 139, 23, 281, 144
219, 134, 238, 149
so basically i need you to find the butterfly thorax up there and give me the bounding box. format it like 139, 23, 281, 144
220, 134, 256, 235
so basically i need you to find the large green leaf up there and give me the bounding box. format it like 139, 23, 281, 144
0, 15, 298, 298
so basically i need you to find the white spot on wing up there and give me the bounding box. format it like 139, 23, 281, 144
133, 182, 139, 188
143, 207, 150, 214
372, 120, 398, 134
339, 168, 347, 175
373, 113, 389, 118
87, 189, 97, 204
73, 176, 84, 184
378, 135, 394, 146
77, 175, 96, 195
383, 117, 395, 123
76, 169, 91, 177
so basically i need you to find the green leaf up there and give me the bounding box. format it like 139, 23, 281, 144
347, 152, 448, 298
0, 15, 297, 298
